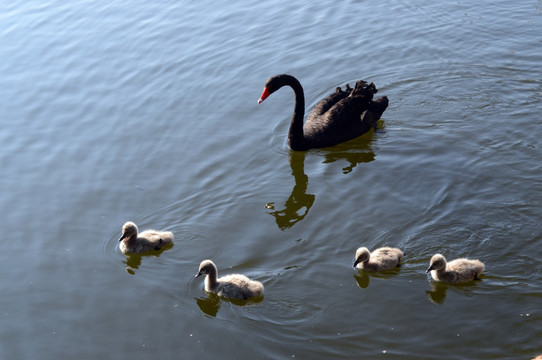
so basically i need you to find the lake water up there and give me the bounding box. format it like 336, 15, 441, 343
1, 0, 541, 358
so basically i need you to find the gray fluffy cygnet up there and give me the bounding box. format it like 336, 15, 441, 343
118, 221, 174, 254
426, 253, 484, 284
353, 246, 404, 271
195, 260, 264, 300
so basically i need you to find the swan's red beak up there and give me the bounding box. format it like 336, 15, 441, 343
258, 87, 270, 104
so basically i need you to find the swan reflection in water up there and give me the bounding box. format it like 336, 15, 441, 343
319, 129, 379, 174
266, 151, 315, 230
426, 279, 482, 305
195, 295, 221, 317
195, 294, 264, 317
426, 281, 450, 304
267, 132, 379, 230
122, 243, 174, 275
354, 266, 402, 289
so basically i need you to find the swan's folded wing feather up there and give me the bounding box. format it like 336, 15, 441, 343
308, 91, 350, 119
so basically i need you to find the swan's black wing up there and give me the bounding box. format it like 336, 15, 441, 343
303, 81, 388, 148
304, 94, 372, 147
307, 85, 352, 120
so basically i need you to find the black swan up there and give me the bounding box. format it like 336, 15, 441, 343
257, 74, 389, 151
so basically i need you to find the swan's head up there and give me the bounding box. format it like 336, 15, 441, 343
119, 221, 138, 242
258, 74, 298, 104
353, 247, 371, 267
426, 254, 447, 273
196, 259, 218, 278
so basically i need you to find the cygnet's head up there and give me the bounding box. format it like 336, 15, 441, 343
196, 260, 217, 278
119, 221, 138, 242
353, 247, 371, 267
426, 254, 446, 273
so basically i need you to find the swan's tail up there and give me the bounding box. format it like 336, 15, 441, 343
369, 96, 389, 118
335, 83, 354, 95
350, 80, 377, 99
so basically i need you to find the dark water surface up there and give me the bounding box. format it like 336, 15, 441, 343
1, 0, 541, 359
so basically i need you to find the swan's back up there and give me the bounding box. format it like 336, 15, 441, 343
139, 229, 174, 246
370, 247, 404, 269
216, 274, 264, 300
308, 85, 352, 118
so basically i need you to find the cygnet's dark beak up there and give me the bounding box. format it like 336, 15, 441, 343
119, 233, 126, 242
195, 272, 202, 278
353, 259, 360, 268
426, 265, 433, 273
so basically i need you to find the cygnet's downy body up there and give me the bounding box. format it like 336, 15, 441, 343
353, 246, 404, 271
426, 253, 484, 284
118, 221, 174, 254
195, 260, 264, 300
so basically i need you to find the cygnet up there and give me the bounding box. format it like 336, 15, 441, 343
118, 221, 174, 254
195, 260, 264, 300
426, 253, 484, 284
353, 246, 404, 271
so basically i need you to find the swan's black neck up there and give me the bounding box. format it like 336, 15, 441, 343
267, 74, 307, 151
286, 76, 307, 151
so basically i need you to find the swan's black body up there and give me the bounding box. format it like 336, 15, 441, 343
258, 74, 389, 151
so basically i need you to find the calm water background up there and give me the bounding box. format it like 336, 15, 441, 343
1, 0, 541, 358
